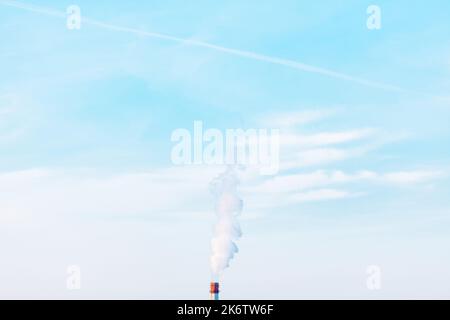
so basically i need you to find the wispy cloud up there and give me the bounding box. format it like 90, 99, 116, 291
279, 129, 376, 148
382, 170, 446, 185
259, 109, 338, 128
240, 167, 447, 211
2, 165, 443, 225
260, 109, 410, 170
244, 170, 368, 194
287, 188, 361, 203
243, 169, 446, 195
0, 166, 223, 224
283, 147, 366, 168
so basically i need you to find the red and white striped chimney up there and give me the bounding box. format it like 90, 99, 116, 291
210, 282, 219, 300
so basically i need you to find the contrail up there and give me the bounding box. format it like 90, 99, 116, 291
0, 0, 410, 93
0, 0, 65, 18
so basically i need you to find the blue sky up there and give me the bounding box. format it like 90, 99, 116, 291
1, 0, 450, 299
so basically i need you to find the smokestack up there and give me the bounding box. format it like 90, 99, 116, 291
210, 282, 219, 300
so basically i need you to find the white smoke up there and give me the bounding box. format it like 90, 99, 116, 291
210, 167, 243, 279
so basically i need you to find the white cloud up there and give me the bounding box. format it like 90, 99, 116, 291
279, 130, 408, 169
0, 166, 223, 225
243, 170, 372, 194
282, 147, 365, 168
382, 170, 446, 185
242, 187, 360, 210
240, 168, 446, 210
243, 169, 445, 195
3, 165, 443, 225
258, 110, 387, 169
281, 129, 375, 147
259, 109, 336, 128
287, 188, 360, 203
258, 108, 413, 170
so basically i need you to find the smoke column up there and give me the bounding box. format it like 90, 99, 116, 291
210, 167, 243, 280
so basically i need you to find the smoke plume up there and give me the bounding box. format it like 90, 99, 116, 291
210, 167, 243, 279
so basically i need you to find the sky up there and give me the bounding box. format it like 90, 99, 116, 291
1, 0, 450, 299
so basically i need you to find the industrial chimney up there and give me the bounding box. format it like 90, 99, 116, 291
210, 282, 219, 300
